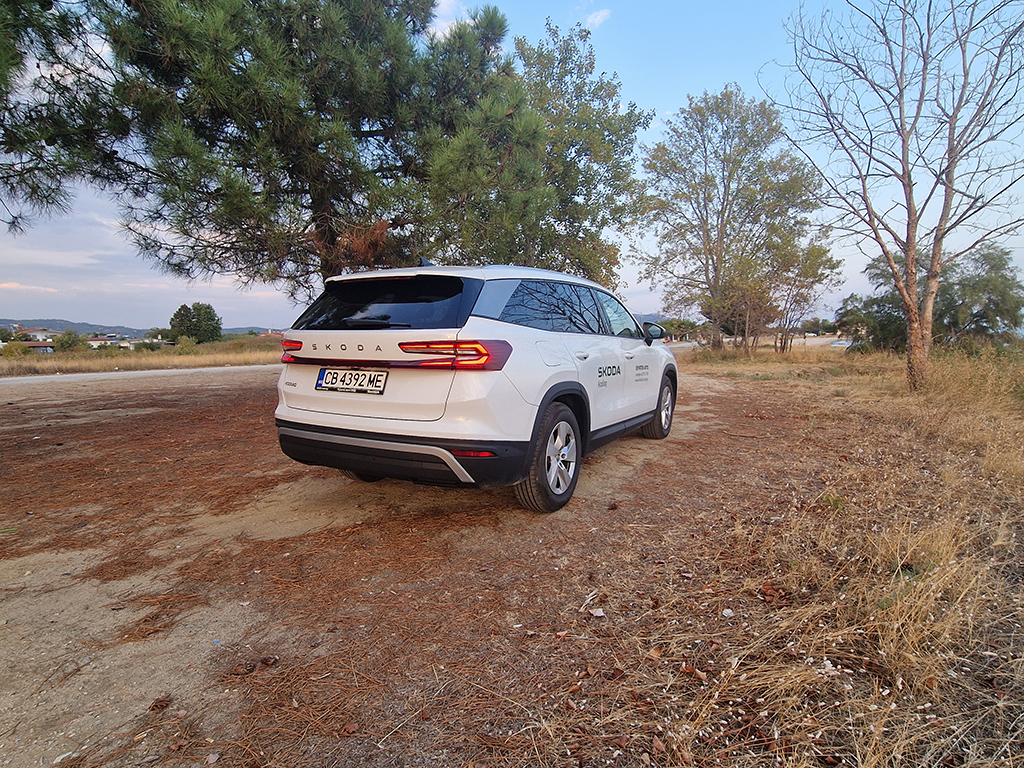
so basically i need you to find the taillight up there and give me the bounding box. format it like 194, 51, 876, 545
398, 340, 512, 370
281, 338, 302, 363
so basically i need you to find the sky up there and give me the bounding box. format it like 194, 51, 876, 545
1, 0, 1019, 330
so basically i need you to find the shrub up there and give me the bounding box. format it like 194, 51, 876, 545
1, 342, 32, 357
174, 336, 200, 355
54, 329, 87, 352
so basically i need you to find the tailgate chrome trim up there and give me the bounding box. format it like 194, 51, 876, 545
276, 425, 476, 484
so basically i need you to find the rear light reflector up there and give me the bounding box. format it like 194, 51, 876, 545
450, 449, 497, 458
398, 340, 512, 370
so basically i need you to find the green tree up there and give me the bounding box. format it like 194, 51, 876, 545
1, 0, 126, 231
660, 318, 701, 341
190, 302, 223, 344
932, 246, 1023, 345
428, 83, 551, 269
92, 0, 514, 302
54, 328, 85, 352
1, 0, 84, 229
0, 341, 32, 357
638, 85, 825, 349
773, 237, 842, 352
168, 302, 222, 343
836, 292, 909, 351
174, 335, 200, 355
801, 317, 837, 336
429, 20, 653, 285
778, 0, 1024, 388
168, 305, 195, 343
513, 22, 652, 284
838, 244, 1022, 350
0, 328, 12, 343
718, 268, 778, 353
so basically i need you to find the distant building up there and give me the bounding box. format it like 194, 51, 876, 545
21, 341, 55, 354
20, 328, 55, 342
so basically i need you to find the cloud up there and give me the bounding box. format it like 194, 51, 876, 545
2, 247, 103, 268
0, 282, 59, 293
431, 0, 467, 37
434, 0, 462, 16
586, 9, 611, 29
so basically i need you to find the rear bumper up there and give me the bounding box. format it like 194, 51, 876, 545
276, 419, 530, 488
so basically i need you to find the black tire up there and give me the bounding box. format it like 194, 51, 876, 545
513, 403, 580, 513
641, 377, 675, 439
340, 469, 383, 483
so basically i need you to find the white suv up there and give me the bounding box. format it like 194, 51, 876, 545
275, 266, 677, 511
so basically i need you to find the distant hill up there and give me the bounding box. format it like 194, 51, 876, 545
634, 312, 668, 325
1, 319, 277, 337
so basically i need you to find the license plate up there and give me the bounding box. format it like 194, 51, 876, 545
315, 368, 388, 395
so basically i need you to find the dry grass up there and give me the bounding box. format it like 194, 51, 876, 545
607, 345, 1024, 767
196, 345, 1020, 768
683, 342, 905, 379
917, 348, 1024, 491
26, 344, 1018, 767
179, 346, 1020, 768
0, 336, 282, 376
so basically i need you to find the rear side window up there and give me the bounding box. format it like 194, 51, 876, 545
291, 276, 482, 330
475, 279, 602, 334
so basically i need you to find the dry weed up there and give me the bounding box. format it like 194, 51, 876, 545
636, 347, 1024, 767
21, 347, 1019, 767
456, 348, 1024, 767
0, 340, 281, 377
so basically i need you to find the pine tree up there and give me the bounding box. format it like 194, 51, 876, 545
93, 0, 513, 301
0, 0, 125, 231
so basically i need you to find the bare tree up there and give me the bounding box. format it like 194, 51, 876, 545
776, 0, 1024, 388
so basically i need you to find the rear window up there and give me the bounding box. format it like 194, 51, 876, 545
291, 276, 483, 331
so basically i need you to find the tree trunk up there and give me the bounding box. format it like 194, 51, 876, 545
919, 269, 941, 359
710, 318, 724, 350
905, 318, 929, 391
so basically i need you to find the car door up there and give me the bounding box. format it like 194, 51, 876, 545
482, 278, 621, 431
592, 290, 663, 420
548, 282, 624, 431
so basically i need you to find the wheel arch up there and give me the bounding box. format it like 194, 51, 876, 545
663, 364, 678, 395
533, 381, 591, 455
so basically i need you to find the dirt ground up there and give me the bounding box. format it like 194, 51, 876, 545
0, 362, 950, 767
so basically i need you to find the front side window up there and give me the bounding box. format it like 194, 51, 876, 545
594, 290, 642, 338
291, 276, 481, 330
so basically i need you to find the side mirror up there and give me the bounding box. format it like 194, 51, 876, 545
643, 322, 666, 346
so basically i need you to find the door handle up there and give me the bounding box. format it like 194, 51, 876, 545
575, 352, 589, 360
625, 353, 635, 360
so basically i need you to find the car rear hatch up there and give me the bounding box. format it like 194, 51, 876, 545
278, 273, 486, 422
